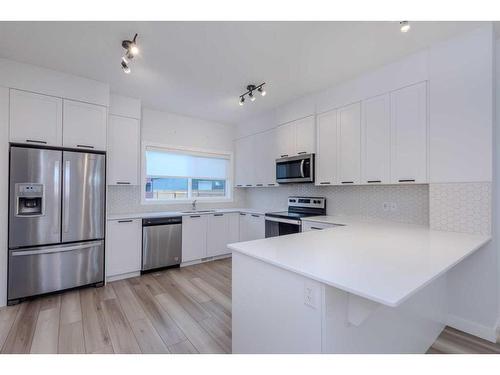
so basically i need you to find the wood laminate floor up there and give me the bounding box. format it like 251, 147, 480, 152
1, 257, 499, 354
0, 258, 232, 354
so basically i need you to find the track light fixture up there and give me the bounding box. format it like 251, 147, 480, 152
121, 33, 139, 74
238, 83, 266, 106
400, 21, 410, 33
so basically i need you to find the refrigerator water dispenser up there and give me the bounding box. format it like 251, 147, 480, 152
15, 183, 44, 216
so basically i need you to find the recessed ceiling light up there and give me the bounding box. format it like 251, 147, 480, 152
400, 21, 410, 33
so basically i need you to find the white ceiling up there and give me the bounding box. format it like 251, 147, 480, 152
0, 21, 486, 125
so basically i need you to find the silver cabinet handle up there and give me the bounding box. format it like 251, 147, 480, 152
310, 227, 323, 230
398, 179, 415, 183
367, 180, 381, 183
300, 159, 305, 178
76, 144, 94, 149
214, 213, 224, 217
63, 160, 70, 233
319, 181, 331, 185
12, 241, 102, 256
118, 220, 133, 223
251, 214, 260, 218
116, 181, 131, 185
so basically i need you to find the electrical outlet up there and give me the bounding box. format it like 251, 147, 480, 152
390, 202, 398, 212
304, 281, 318, 309
382, 202, 390, 212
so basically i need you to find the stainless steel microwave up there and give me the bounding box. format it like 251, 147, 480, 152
276, 153, 315, 183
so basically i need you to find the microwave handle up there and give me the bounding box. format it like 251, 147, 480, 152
300, 159, 305, 178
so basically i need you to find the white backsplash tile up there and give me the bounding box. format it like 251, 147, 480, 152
244, 184, 430, 226
429, 182, 491, 235
107, 185, 247, 214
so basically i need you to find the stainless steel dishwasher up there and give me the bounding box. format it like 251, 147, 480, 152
142, 216, 182, 271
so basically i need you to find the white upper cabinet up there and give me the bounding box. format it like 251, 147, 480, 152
234, 136, 255, 187
361, 94, 391, 184
107, 115, 140, 185
275, 116, 316, 158
275, 123, 295, 159
9, 89, 63, 146
253, 130, 276, 187
294, 116, 316, 155
316, 110, 338, 185
338, 102, 361, 184
390, 82, 427, 183
63, 99, 107, 151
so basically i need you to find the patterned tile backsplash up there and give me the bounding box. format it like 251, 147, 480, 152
108, 182, 492, 234
429, 182, 492, 235
107, 185, 247, 214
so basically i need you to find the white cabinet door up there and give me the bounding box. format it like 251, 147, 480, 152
239, 213, 252, 241
107, 115, 140, 185
338, 102, 361, 185
316, 110, 338, 186
249, 213, 265, 240
207, 213, 229, 257
182, 215, 208, 262
63, 99, 107, 151
390, 82, 427, 183
262, 129, 278, 186
234, 136, 255, 187
106, 219, 142, 277
9, 89, 63, 146
301, 221, 337, 232
253, 131, 268, 187
275, 123, 295, 159
294, 116, 316, 155
227, 213, 240, 245
362, 94, 391, 184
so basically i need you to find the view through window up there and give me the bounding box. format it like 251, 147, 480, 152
144, 147, 230, 201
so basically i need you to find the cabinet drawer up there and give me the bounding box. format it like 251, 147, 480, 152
302, 221, 339, 232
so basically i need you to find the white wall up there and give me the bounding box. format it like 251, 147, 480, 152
0, 58, 109, 106
108, 107, 243, 215
142, 108, 235, 152
0, 87, 8, 307
429, 26, 494, 183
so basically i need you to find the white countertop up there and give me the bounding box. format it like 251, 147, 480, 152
107, 208, 266, 220
228, 215, 491, 307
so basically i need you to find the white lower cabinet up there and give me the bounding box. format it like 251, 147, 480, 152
182, 215, 209, 262
302, 221, 338, 232
106, 219, 142, 279
183, 212, 240, 262
239, 213, 265, 241
207, 213, 240, 257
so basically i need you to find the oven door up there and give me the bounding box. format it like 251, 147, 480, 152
276, 154, 314, 183
265, 217, 301, 238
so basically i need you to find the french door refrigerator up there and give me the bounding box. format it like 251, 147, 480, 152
8, 145, 105, 304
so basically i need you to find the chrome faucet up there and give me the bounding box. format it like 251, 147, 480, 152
192, 199, 197, 211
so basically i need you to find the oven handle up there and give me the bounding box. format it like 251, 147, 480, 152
300, 159, 305, 178
265, 216, 302, 226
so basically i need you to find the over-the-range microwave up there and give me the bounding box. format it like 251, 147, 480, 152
276, 153, 315, 184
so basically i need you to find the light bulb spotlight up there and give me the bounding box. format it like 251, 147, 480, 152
238, 83, 266, 107
239, 96, 245, 106
258, 86, 266, 96
122, 33, 139, 58
121, 59, 131, 74
400, 21, 410, 33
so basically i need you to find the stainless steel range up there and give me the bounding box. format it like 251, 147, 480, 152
265, 196, 326, 238
8, 145, 105, 305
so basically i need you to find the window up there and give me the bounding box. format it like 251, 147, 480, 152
144, 146, 231, 202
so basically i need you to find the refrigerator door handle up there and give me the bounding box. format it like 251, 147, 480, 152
11, 241, 102, 257
63, 160, 70, 233
53, 159, 61, 235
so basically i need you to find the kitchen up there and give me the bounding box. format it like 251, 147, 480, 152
0, 14, 500, 364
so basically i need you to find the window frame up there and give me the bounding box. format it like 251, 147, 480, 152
141, 142, 234, 205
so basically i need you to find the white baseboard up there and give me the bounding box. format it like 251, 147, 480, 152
447, 314, 498, 343
181, 253, 232, 268
106, 271, 141, 283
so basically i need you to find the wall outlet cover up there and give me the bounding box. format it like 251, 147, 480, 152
304, 281, 318, 309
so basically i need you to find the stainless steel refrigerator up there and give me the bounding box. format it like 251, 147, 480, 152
8, 146, 105, 304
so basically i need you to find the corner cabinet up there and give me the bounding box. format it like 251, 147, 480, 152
390, 82, 428, 184
107, 115, 140, 185
106, 219, 142, 280
9, 89, 63, 146
63, 99, 107, 151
